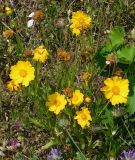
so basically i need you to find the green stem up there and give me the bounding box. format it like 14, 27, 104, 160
66, 130, 87, 160
119, 136, 135, 150
33, 61, 40, 108
122, 119, 135, 144
98, 101, 110, 117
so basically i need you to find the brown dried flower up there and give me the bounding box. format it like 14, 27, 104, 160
33, 10, 44, 20
57, 48, 70, 61
24, 50, 33, 56
62, 86, 73, 98
80, 53, 89, 63
54, 18, 66, 28
81, 72, 91, 85
3, 29, 14, 38
114, 67, 123, 76
106, 53, 116, 65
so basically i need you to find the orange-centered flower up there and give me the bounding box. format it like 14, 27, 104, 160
33, 45, 48, 62
74, 107, 92, 128
46, 92, 67, 115
7, 80, 20, 92
71, 90, 84, 106
9, 61, 35, 87
101, 76, 129, 105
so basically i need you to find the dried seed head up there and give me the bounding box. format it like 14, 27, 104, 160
81, 72, 91, 86
86, 47, 95, 53
0, 3, 4, 9
33, 10, 44, 20
106, 53, 116, 64
57, 48, 70, 61
114, 67, 123, 76
54, 18, 66, 28
80, 53, 90, 63
62, 86, 73, 98
82, 72, 91, 81
3, 29, 14, 38
24, 50, 33, 56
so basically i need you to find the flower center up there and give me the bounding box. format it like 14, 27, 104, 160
54, 99, 60, 106
112, 86, 120, 95
79, 19, 84, 24
81, 114, 87, 120
38, 50, 44, 55
19, 69, 27, 77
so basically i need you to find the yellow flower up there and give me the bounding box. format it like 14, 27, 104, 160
7, 80, 20, 92
33, 45, 48, 62
5, 7, 12, 15
74, 107, 92, 128
9, 61, 35, 87
85, 97, 92, 103
70, 11, 92, 36
101, 76, 129, 105
67, 98, 72, 105
3, 29, 14, 38
46, 92, 67, 115
71, 90, 84, 106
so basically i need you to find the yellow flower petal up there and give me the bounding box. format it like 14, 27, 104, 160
101, 76, 129, 105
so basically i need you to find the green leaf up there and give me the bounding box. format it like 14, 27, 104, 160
99, 27, 125, 56
127, 86, 135, 115
101, 109, 113, 127
99, 42, 112, 55
41, 139, 56, 150
76, 152, 86, 160
29, 118, 44, 128
109, 26, 125, 47
15, 34, 24, 55
130, 27, 135, 40
116, 46, 135, 64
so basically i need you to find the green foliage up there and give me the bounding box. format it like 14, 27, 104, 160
116, 46, 135, 64
109, 26, 125, 48
130, 28, 135, 40
99, 26, 125, 56
101, 109, 113, 127
75, 152, 86, 160
127, 86, 135, 115
15, 34, 24, 55
99, 42, 112, 55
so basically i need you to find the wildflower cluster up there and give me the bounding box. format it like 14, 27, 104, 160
7, 44, 49, 91
46, 89, 92, 128
1, 1, 134, 159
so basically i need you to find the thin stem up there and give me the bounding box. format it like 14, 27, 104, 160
98, 101, 110, 117
119, 136, 135, 150
66, 130, 87, 160
122, 119, 135, 144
